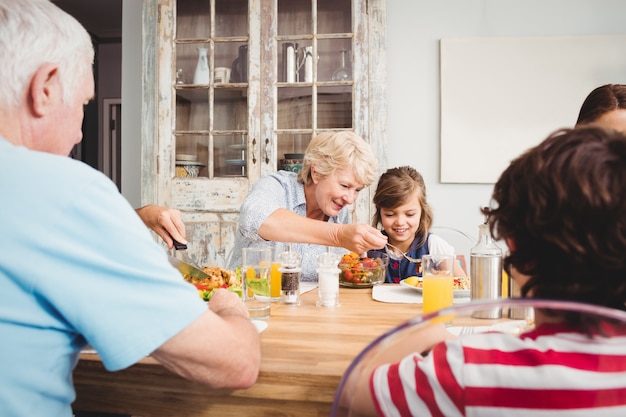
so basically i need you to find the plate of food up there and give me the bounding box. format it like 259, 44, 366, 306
399, 276, 471, 298
182, 266, 242, 302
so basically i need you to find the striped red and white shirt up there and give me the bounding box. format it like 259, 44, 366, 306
371, 323, 626, 416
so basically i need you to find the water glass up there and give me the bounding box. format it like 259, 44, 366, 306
242, 247, 271, 320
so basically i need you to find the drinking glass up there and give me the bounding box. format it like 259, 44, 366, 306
270, 244, 284, 302
421, 254, 455, 319
242, 247, 271, 320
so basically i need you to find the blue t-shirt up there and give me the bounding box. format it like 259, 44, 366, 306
0, 138, 207, 417
229, 171, 349, 281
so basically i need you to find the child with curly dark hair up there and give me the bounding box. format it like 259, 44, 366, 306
348, 126, 626, 416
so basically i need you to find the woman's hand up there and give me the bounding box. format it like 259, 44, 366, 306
335, 223, 388, 254
136, 205, 187, 249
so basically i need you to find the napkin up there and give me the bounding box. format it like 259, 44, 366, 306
300, 281, 318, 294
372, 284, 471, 304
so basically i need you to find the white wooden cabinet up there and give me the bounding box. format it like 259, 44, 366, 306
142, 0, 387, 266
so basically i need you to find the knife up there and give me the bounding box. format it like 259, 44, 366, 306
168, 254, 211, 280
168, 238, 211, 279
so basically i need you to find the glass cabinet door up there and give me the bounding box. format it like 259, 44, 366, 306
269, 0, 355, 172
173, 0, 253, 180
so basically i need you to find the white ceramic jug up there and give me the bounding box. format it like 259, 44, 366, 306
193, 47, 210, 85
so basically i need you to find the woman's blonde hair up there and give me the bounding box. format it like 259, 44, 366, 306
297, 131, 378, 186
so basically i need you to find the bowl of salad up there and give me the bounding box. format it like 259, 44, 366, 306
338, 252, 389, 288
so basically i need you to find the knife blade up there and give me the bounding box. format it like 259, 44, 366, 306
167, 254, 211, 280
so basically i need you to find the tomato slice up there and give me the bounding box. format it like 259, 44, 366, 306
194, 283, 210, 290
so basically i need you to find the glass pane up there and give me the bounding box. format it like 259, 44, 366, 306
176, 0, 210, 39
317, 86, 352, 129
176, 42, 211, 86
223, 43, 248, 83
176, 88, 209, 131
278, 0, 311, 36
318, 0, 351, 34
278, 40, 313, 83
214, 88, 248, 130
176, 89, 210, 131
277, 133, 311, 170
215, 0, 248, 37
176, 134, 208, 178
277, 87, 313, 130
215, 42, 247, 81
318, 39, 352, 82
215, 134, 248, 177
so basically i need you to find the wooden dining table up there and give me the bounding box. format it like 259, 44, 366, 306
71, 285, 506, 417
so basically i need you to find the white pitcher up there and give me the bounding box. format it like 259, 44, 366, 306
193, 47, 210, 85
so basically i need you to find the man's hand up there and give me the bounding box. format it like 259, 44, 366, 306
136, 205, 187, 249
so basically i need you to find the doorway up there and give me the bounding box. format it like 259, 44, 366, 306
102, 99, 122, 190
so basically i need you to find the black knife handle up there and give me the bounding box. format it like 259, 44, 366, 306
173, 239, 187, 250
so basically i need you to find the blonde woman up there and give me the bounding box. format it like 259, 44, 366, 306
229, 131, 387, 281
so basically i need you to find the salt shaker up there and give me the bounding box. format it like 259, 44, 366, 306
470, 222, 503, 318
279, 250, 302, 306
316, 251, 341, 308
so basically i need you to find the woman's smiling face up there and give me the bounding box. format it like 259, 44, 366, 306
313, 168, 364, 217
380, 190, 422, 246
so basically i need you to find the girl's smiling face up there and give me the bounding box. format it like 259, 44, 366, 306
380, 190, 422, 248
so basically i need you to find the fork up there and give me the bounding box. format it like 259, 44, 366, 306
385, 243, 421, 263
457, 326, 474, 336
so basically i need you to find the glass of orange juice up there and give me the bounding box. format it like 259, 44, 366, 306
270, 244, 284, 302
421, 254, 455, 323
270, 262, 282, 301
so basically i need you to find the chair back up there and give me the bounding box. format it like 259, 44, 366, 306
430, 226, 476, 272
331, 298, 626, 417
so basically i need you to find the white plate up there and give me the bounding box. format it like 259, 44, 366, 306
177, 154, 197, 162
175, 161, 205, 166
251, 320, 268, 333
399, 278, 470, 298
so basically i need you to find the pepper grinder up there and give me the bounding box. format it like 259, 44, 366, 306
279, 249, 302, 306
316, 251, 341, 308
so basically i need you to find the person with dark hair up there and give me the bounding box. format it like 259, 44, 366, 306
576, 83, 626, 132
346, 127, 626, 416
368, 166, 465, 283
0, 2, 260, 415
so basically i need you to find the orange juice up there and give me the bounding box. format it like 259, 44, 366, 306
502, 269, 509, 298
246, 267, 256, 298
422, 275, 454, 314
270, 262, 282, 300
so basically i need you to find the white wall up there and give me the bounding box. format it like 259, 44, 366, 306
122, 0, 626, 237
385, 0, 626, 240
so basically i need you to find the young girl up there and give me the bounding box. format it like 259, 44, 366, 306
368, 166, 465, 283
